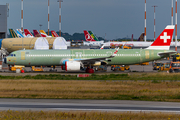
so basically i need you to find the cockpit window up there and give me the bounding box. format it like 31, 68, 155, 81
10, 54, 13, 56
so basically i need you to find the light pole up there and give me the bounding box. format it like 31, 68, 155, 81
48, 0, 50, 35
175, 0, 177, 51
57, 0, 63, 37
171, 0, 174, 42
144, 0, 146, 42
21, 0, 23, 31
152, 5, 158, 41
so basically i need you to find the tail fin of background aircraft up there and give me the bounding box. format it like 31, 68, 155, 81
9, 29, 19, 38
24, 29, 34, 37
146, 25, 174, 50
51, 30, 59, 37
33, 30, 42, 37
137, 33, 145, 41
16, 29, 25, 38
88, 31, 99, 41
84, 30, 96, 41
39, 30, 48, 37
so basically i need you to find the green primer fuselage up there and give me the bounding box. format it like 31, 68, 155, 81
6, 49, 174, 66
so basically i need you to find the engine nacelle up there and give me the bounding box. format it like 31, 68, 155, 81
64, 61, 81, 71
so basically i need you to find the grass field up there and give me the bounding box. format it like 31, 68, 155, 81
1, 72, 180, 81
0, 110, 180, 120
0, 79, 180, 101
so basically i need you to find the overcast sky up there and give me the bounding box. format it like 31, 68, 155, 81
0, 0, 179, 40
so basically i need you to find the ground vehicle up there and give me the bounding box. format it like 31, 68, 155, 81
172, 53, 180, 61
153, 62, 171, 71
31, 66, 44, 71
153, 62, 164, 70
111, 65, 130, 71
95, 65, 107, 71
10, 65, 24, 71
169, 61, 180, 73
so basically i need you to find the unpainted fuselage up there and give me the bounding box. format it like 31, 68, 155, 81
5, 49, 173, 66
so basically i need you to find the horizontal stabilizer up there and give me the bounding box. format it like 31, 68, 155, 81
158, 51, 177, 57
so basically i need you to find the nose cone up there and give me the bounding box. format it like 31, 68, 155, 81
3, 58, 6, 64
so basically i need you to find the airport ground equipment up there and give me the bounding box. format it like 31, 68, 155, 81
169, 61, 180, 73
172, 53, 180, 61
95, 65, 107, 72
10, 65, 24, 71
31, 66, 43, 72
110, 44, 132, 49
153, 62, 164, 70
135, 62, 149, 65
111, 65, 130, 71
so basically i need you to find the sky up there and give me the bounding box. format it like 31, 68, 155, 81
0, 0, 179, 40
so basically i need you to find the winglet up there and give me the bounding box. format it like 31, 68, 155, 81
111, 47, 119, 57
100, 45, 104, 49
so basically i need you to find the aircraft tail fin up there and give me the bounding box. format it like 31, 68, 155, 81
39, 30, 48, 37
51, 30, 59, 37
33, 30, 42, 37
137, 33, 145, 41
9, 29, 19, 38
84, 30, 96, 41
16, 29, 25, 38
146, 25, 174, 50
88, 31, 99, 41
24, 29, 34, 37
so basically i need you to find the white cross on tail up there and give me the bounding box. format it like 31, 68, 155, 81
160, 32, 170, 43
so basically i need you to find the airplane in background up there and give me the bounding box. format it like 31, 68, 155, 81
4, 25, 176, 73
24, 29, 34, 38
16, 29, 26, 38
51, 30, 59, 37
9, 29, 19, 38
33, 30, 42, 37
39, 30, 52, 37
88, 31, 100, 41
83, 30, 104, 47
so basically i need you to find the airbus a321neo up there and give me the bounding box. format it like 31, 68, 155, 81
4, 25, 176, 73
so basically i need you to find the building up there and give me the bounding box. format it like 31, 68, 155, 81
0, 5, 7, 38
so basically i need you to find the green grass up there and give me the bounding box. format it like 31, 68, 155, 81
1, 72, 180, 81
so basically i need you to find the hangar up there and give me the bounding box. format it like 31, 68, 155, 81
0, 5, 8, 39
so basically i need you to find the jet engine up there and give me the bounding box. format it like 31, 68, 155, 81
61, 61, 81, 71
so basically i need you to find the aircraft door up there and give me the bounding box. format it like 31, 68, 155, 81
21, 51, 25, 60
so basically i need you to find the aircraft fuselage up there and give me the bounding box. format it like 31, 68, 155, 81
4, 49, 173, 66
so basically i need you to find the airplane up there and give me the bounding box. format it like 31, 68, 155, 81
24, 29, 34, 38
83, 30, 104, 47
104, 32, 180, 48
39, 30, 52, 37
4, 25, 176, 73
16, 29, 26, 38
33, 30, 42, 37
88, 31, 100, 41
9, 29, 19, 38
51, 30, 59, 37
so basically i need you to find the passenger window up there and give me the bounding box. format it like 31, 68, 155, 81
14, 54, 16, 56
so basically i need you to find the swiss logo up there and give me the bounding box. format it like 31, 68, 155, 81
160, 32, 170, 43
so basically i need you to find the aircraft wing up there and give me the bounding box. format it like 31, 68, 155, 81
158, 51, 177, 57
76, 48, 119, 64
